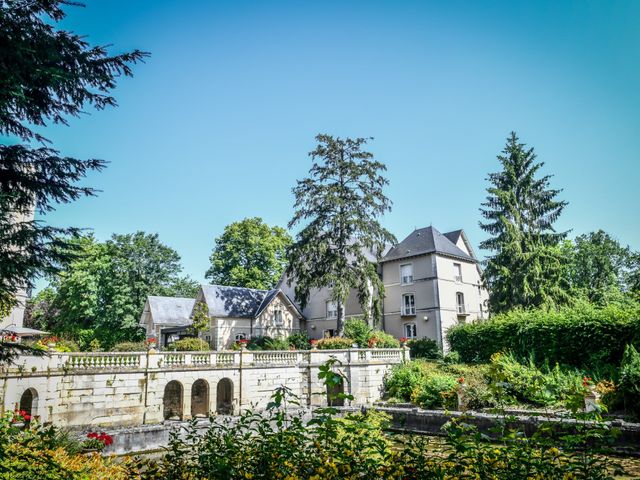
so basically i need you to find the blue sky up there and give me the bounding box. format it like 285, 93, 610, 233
39, 0, 640, 285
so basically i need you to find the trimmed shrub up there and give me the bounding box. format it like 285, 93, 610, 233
368, 330, 400, 348
447, 302, 640, 368
384, 361, 430, 401
287, 332, 311, 350
112, 341, 146, 352
166, 337, 210, 351
315, 337, 354, 350
344, 318, 372, 347
246, 336, 290, 351
408, 338, 441, 360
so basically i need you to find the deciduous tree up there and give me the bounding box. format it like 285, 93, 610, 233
286, 135, 395, 335
205, 217, 292, 290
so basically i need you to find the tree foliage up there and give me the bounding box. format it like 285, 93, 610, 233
205, 217, 291, 290
567, 230, 638, 305
27, 232, 194, 348
286, 135, 395, 335
0, 1, 147, 311
480, 132, 569, 313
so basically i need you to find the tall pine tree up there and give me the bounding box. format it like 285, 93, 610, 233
286, 135, 395, 335
0, 1, 147, 317
480, 132, 569, 313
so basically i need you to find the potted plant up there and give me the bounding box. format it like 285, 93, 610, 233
399, 337, 408, 348
309, 339, 318, 350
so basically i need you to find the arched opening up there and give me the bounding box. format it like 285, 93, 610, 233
163, 380, 184, 420
327, 379, 345, 407
216, 378, 234, 414
19, 388, 38, 422
191, 379, 209, 418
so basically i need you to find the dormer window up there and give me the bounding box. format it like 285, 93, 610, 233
400, 263, 413, 285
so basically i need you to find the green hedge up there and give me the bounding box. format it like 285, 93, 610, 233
446, 302, 640, 369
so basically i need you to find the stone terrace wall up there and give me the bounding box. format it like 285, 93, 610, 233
0, 348, 407, 428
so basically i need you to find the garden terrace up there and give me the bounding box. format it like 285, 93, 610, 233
0, 348, 407, 428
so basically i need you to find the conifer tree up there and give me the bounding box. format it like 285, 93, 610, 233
480, 132, 569, 313
286, 135, 395, 335
0, 1, 147, 317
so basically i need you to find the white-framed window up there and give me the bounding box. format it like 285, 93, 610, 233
323, 329, 335, 338
235, 332, 247, 341
326, 301, 338, 320
273, 309, 283, 326
479, 303, 484, 319
404, 323, 417, 339
456, 292, 466, 314
400, 263, 413, 285
401, 293, 415, 316
454, 263, 462, 283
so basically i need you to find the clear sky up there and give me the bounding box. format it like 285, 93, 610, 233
39, 0, 640, 285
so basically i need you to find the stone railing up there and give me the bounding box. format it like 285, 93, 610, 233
3, 347, 409, 374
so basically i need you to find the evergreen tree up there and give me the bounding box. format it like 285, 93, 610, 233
480, 132, 569, 313
286, 134, 395, 335
0, 1, 147, 313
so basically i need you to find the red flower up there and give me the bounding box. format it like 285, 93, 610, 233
399, 337, 408, 343
457, 377, 465, 384
583, 376, 592, 387
309, 339, 318, 345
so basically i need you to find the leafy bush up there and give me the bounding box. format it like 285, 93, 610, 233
245, 336, 291, 351
112, 341, 146, 352
166, 337, 210, 351
367, 330, 400, 348
384, 362, 429, 401
411, 372, 458, 409
133, 382, 621, 479
343, 318, 372, 347
315, 337, 354, 350
287, 332, 311, 350
447, 302, 640, 369
619, 344, 640, 415
487, 352, 584, 407
408, 337, 441, 359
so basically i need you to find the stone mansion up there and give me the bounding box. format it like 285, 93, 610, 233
140, 226, 488, 349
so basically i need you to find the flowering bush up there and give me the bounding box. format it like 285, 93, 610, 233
12, 409, 31, 423
83, 431, 113, 451
315, 337, 354, 350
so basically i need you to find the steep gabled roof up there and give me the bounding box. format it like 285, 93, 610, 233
144, 296, 195, 326
381, 226, 475, 263
200, 285, 304, 319
443, 229, 463, 245
201, 285, 268, 318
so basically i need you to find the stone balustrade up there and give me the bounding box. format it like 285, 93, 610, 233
2, 348, 409, 374
1, 348, 408, 429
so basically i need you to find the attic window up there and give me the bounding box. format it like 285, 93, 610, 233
273, 309, 283, 326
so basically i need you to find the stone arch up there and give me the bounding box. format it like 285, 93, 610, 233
216, 378, 234, 414
327, 379, 345, 407
163, 380, 184, 420
19, 388, 38, 421
191, 379, 209, 418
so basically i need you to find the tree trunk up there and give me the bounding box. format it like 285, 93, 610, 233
336, 300, 345, 337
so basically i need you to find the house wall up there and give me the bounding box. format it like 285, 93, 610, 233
381, 254, 440, 341
434, 254, 487, 347
0, 349, 407, 428
279, 281, 366, 339
253, 294, 301, 338
209, 317, 252, 350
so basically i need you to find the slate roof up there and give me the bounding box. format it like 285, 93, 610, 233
381, 226, 475, 263
200, 285, 302, 319
201, 285, 268, 318
146, 296, 195, 326
443, 229, 463, 245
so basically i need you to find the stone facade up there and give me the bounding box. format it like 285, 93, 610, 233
0, 348, 407, 428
